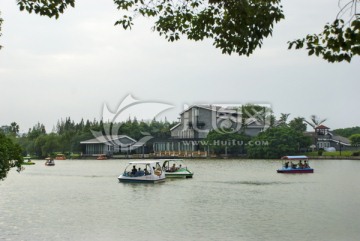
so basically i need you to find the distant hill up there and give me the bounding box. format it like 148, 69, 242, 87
333, 126, 360, 138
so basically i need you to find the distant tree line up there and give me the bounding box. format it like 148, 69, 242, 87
2, 117, 177, 159
0, 112, 356, 180
333, 126, 360, 138
332, 127, 360, 146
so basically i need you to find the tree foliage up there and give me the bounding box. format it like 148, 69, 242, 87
0, 133, 23, 180
278, 113, 290, 126
288, 1, 360, 63
17, 0, 75, 19
247, 126, 311, 159
333, 126, 360, 138
114, 0, 284, 56
14, 117, 175, 158
304, 115, 327, 130
0, 1, 357, 63
349, 133, 360, 145
289, 117, 307, 133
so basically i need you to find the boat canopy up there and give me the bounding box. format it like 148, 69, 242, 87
128, 161, 160, 165
281, 155, 309, 160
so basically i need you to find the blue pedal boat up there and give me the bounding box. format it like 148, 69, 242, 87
277, 155, 314, 173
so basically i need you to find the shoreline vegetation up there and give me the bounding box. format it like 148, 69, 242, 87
23, 155, 360, 160
2, 117, 360, 180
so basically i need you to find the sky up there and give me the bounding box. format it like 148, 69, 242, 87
0, 0, 359, 133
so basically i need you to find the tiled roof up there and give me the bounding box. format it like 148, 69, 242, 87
315, 125, 330, 129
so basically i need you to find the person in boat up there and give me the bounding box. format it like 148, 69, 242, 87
298, 160, 304, 169
284, 161, 289, 168
144, 168, 150, 175
131, 165, 137, 176
137, 167, 144, 176
170, 163, 177, 172
291, 161, 297, 169
304, 160, 310, 168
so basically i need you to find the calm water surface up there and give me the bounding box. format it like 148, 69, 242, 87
1, 159, 360, 241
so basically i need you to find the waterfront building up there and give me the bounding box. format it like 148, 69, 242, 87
152, 105, 268, 157
80, 135, 136, 157
306, 125, 351, 150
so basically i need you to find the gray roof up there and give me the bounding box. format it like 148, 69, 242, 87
179, 105, 223, 115
170, 123, 181, 131
330, 135, 351, 145
80, 135, 136, 144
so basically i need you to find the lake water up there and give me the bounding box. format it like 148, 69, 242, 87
1, 159, 360, 241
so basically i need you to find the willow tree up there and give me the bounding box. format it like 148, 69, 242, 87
1, 0, 358, 62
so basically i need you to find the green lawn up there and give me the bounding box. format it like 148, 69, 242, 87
305, 151, 355, 157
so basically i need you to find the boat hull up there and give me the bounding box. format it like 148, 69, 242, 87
165, 172, 193, 178
277, 168, 314, 173
118, 177, 165, 183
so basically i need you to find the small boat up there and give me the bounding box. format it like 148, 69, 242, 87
45, 158, 55, 166
162, 159, 194, 178
97, 154, 107, 160
118, 161, 165, 183
22, 157, 35, 165
277, 155, 313, 173
55, 154, 66, 160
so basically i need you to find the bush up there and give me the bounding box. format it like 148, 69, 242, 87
318, 148, 324, 156
352, 151, 360, 156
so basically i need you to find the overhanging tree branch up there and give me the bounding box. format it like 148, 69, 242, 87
288, 0, 360, 63
0, 0, 358, 62
114, 0, 284, 56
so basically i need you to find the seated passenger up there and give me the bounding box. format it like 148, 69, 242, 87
170, 164, 177, 172
298, 160, 304, 169
131, 165, 137, 175
304, 160, 310, 168
291, 162, 297, 169
284, 161, 289, 168
144, 168, 150, 175
137, 167, 144, 176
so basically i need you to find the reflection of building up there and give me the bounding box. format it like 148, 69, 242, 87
80, 135, 136, 156
307, 125, 350, 150
153, 105, 267, 156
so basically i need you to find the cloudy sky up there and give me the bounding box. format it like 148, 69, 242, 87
0, 0, 359, 133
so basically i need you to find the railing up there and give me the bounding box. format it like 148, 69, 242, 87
151, 151, 208, 157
